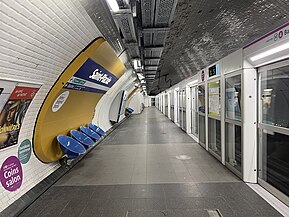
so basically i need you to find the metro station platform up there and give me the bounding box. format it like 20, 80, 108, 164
19, 108, 282, 217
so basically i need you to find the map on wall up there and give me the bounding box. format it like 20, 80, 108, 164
0, 80, 40, 150
64, 58, 118, 94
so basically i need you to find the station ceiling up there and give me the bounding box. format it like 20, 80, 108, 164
81, 0, 289, 95
150, 0, 289, 94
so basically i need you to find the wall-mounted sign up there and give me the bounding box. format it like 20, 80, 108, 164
18, 139, 32, 164
64, 58, 118, 94
0, 156, 23, 192
0, 81, 40, 150
52, 91, 70, 112
208, 64, 220, 77
201, 70, 205, 82
244, 23, 289, 49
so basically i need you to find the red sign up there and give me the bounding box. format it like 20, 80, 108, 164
9, 86, 39, 100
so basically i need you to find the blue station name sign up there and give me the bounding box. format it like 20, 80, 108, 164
64, 58, 118, 94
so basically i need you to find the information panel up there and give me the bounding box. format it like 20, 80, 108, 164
208, 64, 220, 77
208, 81, 221, 117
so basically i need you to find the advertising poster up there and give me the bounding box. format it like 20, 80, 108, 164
208, 81, 221, 116
0, 81, 40, 150
64, 58, 118, 94
0, 156, 23, 191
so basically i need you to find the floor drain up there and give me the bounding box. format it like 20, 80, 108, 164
176, 155, 192, 160
207, 209, 223, 217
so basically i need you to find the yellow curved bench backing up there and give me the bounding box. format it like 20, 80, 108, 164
34, 38, 126, 163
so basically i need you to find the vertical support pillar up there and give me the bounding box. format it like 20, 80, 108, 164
221, 66, 226, 165
205, 80, 209, 151
242, 63, 257, 183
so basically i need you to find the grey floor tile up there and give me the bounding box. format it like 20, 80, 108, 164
79, 200, 106, 217
166, 197, 196, 209
102, 209, 127, 217
145, 198, 167, 211
58, 200, 87, 217
18, 108, 283, 217
110, 185, 131, 198
91, 185, 113, 199
36, 200, 69, 217
18, 199, 49, 217
128, 210, 169, 217
131, 198, 147, 211
166, 209, 210, 217
104, 198, 132, 211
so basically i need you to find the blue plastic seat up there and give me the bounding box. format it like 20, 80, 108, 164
88, 123, 106, 137
57, 135, 86, 159
80, 126, 101, 141
70, 130, 95, 149
127, 108, 134, 113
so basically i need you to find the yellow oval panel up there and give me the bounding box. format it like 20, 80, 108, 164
34, 38, 126, 163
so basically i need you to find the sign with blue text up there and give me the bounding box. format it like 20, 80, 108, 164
64, 58, 118, 94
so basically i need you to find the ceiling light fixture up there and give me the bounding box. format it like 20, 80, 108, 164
250, 42, 289, 62
255, 53, 289, 67
106, 0, 119, 12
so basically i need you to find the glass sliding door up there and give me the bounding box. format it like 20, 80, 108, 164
165, 94, 168, 116
155, 96, 159, 109
258, 61, 289, 206
170, 92, 174, 120
190, 86, 198, 137
198, 85, 206, 147
176, 91, 179, 124
225, 73, 242, 175
151, 97, 155, 106
179, 91, 182, 126
181, 89, 186, 131
208, 80, 221, 159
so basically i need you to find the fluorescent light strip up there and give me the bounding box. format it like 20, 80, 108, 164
250, 42, 289, 62
106, 0, 119, 12
255, 53, 289, 67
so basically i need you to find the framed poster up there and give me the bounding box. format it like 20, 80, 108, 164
0, 80, 40, 150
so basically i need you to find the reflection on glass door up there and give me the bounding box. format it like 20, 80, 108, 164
208, 80, 221, 159
198, 85, 206, 147
190, 86, 198, 137
179, 91, 182, 126
225, 74, 242, 175
258, 62, 289, 205
176, 91, 179, 124
181, 89, 186, 131
170, 93, 174, 120
151, 97, 155, 106
165, 94, 168, 116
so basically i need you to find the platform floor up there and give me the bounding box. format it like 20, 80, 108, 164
19, 108, 282, 217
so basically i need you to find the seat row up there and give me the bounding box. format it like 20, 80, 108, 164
57, 123, 106, 159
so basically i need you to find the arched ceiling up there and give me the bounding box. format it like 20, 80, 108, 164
149, 0, 289, 94
80, 0, 289, 95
